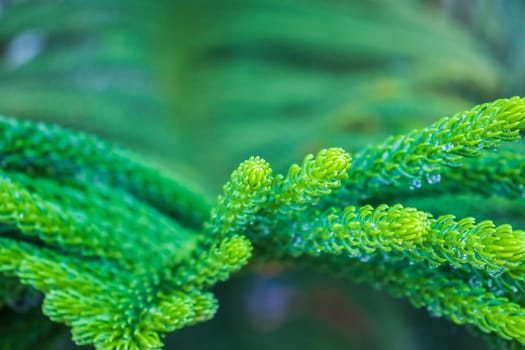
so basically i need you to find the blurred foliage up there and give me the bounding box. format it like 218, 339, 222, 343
1, 0, 524, 190
0, 0, 524, 349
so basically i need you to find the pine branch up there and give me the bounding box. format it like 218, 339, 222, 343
0, 115, 246, 350
371, 152, 525, 202
329, 97, 525, 204
306, 255, 525, 345
202, 97, 525, 348
0, 116, 211, 227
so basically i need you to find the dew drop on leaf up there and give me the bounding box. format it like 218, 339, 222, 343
468, 276, 482, 288
426, 173, 441, 185
487, 266, 504, 278
441, 142, 454, 151
409, 179, 422, 190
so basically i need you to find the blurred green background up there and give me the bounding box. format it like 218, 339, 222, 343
0, 0, 524, 349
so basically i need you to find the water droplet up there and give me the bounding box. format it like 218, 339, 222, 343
5, 31, 45, 69
452, 249, 467, 262
441, 142, 454, 151
469, 276, 482, 288
409, 179, 422, 190
426, 173, 441, 185
426, 304, 443, 317
427, 262, 438, 269
292, 236, 303, 248
358, 254, 371, 262
487, 266, 504, 278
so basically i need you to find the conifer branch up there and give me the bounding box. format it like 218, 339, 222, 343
270, 147, 351, 214
171, 235, 253, 290
309, 255, 525, 345
207, 156, 273, 239
332, 97, 525, 203
437, 152, 525, 197
364, 152, 525, 208
0, 116, 239, 349
0, 116, 211, 227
